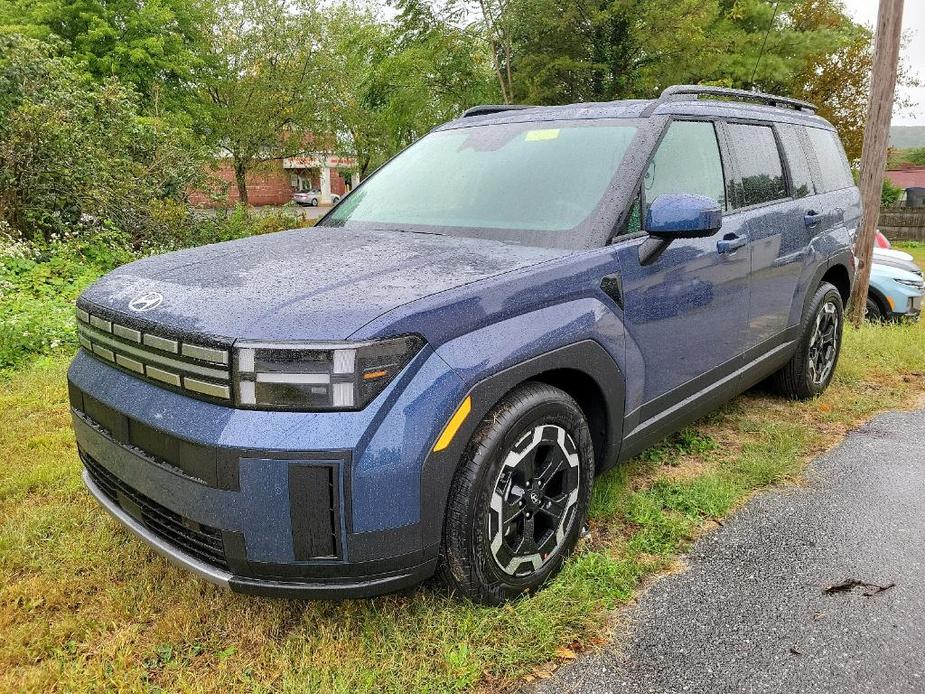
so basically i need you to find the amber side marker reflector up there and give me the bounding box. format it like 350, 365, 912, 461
433, 396, 472, 452
363, 369, 389, 381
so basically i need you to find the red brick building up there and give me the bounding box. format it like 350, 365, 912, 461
190, 153, 358, 208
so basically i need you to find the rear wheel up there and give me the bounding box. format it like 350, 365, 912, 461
770, 281, 843, 399
438, 383, 594, 605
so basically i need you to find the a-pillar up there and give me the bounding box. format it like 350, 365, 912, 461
320, 165, 332, 204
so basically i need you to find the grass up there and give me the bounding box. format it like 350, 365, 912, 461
2, 246, 924, 693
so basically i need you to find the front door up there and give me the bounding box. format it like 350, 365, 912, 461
612, 119, 751, 435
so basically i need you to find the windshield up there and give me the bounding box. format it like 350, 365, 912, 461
323, 119, 640, 245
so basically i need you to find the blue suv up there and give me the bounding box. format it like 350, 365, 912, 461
69, 86, 858, 604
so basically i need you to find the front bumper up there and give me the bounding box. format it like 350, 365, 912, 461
83, 467, 434, 598
882, 286, 923, 320
69, 346, 465, 598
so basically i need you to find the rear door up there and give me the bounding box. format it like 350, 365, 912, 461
612, 119, 751, 429
723, 121, 809, 346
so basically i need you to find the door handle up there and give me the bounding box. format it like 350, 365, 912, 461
717, 233, 747, 254
804, 210, 823, 228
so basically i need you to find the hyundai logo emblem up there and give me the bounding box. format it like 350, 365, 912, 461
128, 291, 163, 312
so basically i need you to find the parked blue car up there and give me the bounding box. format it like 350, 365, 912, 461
866, 262, 924, 321
69, 86, 859, 604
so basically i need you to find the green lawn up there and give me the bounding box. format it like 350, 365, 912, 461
2, 246, 924, 692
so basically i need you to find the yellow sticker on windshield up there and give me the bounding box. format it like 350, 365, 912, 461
525, 129, 560, 141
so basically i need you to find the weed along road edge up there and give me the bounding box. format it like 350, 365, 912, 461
530, 404, 925, 694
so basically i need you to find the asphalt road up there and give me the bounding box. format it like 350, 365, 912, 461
531, 406, 925, 694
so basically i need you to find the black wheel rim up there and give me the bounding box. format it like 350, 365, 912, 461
488, 424, 581, 577
808, 299, 839, 385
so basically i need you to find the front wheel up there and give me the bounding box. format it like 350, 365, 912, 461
770, 281, 844, 399
438, 383, 594, 605
866, 296, 884, 322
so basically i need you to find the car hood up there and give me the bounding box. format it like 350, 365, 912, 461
873, 247, 914, 263
78, 227, 568, 342
870, 262, 924, 284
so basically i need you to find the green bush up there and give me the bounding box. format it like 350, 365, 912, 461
882, 178, 904, 207
0, 226, 134, 370
0, 35, 204, 243
0, 209, 307, 372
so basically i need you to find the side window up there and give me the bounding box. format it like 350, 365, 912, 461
727, 123, 787, 207
805, 127, 853, 193
777, 124, 815, 199
643, 120, 726, 215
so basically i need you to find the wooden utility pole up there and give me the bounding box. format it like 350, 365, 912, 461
848, 0, 905, 326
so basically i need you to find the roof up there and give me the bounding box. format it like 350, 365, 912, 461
442, 86, 834, 132
885, 167, 925, 189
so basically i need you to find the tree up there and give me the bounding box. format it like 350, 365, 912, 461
781, 0, 918, 162
199, 0, 324, 206
906, 147, 925, 166
0, 0, 210, 117
503, 0, 716, 104
317, 2, 496, 178
0, 34, 202, 242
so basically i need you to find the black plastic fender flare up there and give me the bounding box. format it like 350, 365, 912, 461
419, 339, 625, 551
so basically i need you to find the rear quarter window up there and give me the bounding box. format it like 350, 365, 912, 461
805, 126, 854, 193
727, 123, 787, 207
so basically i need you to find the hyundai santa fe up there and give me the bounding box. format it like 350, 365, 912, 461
69, 85, 858, 604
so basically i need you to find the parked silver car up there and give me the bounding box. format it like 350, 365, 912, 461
293, 189, 340, 206
872, 247, 923, 277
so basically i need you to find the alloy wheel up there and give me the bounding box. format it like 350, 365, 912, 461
488, 424, 581, 577
808, 300, 839, 385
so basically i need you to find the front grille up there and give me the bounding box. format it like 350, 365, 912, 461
82, 452, 229, 571
76, 307, 231, 402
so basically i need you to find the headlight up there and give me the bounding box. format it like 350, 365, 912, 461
234, 335, 424, 410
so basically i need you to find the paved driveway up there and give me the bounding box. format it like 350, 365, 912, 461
532, 407, 925, 694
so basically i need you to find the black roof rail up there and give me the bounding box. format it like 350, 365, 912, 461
461, 104, 536, 118
643, 85, 816, 116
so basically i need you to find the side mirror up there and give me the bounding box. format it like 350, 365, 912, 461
638, 193, 723, 267
645, 193, 722, 239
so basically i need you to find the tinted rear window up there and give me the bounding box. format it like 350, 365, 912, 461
727, 123, 787, 207
805, 127, 853, 193
777, 124, 815, 199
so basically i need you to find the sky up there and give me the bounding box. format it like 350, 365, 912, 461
841, 0, 925, 125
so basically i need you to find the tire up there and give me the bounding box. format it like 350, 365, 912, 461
437, 382, 594, 605
311, 198, 318, 206
865, 295, 885, 322
770, 281, 844, 400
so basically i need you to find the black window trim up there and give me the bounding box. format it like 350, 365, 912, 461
607, 114, 846, 245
